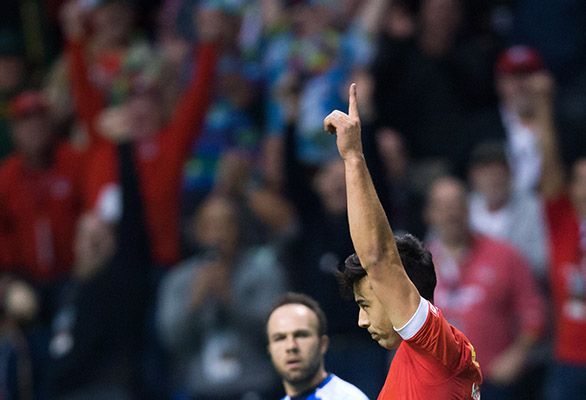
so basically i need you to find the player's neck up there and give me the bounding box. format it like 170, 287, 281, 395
442, 232, 472, 260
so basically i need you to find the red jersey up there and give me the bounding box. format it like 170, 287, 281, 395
0, 144, 84, 281
378, 298, 482, 400
545, 194, 586, 363
429, 235, 545, 370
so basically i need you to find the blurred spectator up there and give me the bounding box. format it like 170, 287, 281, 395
372, 0, 500, 176
538, 92, 586, 400
182, 28, 262, 217
425, 176, 546, 399
375, 127, 425, 238
61, 0, 143, 100
0, 276, 39, 399
463, 46, 554, 192
156, 194, 288, 399
0, 91, 84, 285
510, 1, 586, 167
65, 3, 220, 268
47, 141, 150, 400
0, 29, 27, 159
60, 0, 163, 140
509, 0, 586, 175
468, 140, 549, 279
260, 0, 387, 190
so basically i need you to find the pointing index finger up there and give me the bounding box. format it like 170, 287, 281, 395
348, 83, 359, 121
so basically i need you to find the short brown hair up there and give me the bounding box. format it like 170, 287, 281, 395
267, 292, 328, 337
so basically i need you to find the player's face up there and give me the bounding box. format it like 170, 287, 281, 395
354, 277, 400, 350
267, 304, 327, 387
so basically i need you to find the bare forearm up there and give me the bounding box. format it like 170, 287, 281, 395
345, 155, 395, 269
532, 73, 564, 199
325, 84, 420, 326
538, 106, 565, 199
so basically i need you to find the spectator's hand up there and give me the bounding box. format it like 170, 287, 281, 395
160, 35, 191, 67
189, 262, 231, 310
488, 343, 529, 386
98, 106, 132, 143
385, 3, 416, 39
5, 280, 39, 324
247, 186, 296, 234
60, 0, 87, 41
195, 8, 225, 43
323, 83, 364, 160
529, 71, 555, 101
190, 260, 231, 310
214, 151, 252, 197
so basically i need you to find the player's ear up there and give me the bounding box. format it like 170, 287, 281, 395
320, 334, 329, 355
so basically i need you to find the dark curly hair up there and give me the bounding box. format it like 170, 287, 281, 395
337, 234, 436, 303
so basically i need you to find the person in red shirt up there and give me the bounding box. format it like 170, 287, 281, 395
61, 1, 221, 267
537, 69, 586, 399
323, 84, 482, 399
0, 91, 84, 283
425, 176, 546, 399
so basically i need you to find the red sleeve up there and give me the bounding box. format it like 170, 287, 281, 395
407, 301, 481, 375
509, 247, 547, 339
160, 42, 219, 160
546, 193, 578, 233
66, 40, 108, 148
82, 144, 117, 211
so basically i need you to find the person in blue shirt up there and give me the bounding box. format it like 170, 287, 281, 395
267, 292, 369, 400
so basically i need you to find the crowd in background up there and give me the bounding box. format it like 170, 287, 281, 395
0, 0, 585, 399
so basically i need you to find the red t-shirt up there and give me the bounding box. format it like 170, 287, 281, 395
378, 298, 482, 400
546, 194, 586, 363
0, 145, 84, 281
429, 235, 545, 370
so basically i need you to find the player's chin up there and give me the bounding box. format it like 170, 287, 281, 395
377, 335, 400, 350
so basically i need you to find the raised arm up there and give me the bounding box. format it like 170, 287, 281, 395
533, 72, 565, 200
323, 84, 420, 328
61, 1, 108, 148
160, 8, 220, 158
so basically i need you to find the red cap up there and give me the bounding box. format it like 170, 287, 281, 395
8, 91, 48, 119
496, 45, 544, 75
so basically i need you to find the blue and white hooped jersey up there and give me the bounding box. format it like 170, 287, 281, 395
281, 374, 369, 400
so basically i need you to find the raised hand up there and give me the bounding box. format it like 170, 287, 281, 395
60, 0, 87, 41
97, 106, 132, 143
323, 83, 364, 160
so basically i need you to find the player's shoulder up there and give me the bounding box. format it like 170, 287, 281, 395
316, 374, 369, 400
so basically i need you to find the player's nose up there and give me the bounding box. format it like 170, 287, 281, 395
358, 308, 369, 329
285, 335, 299, 352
